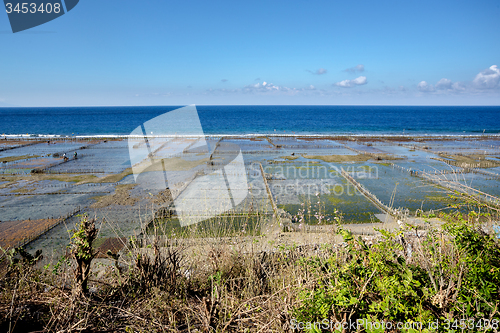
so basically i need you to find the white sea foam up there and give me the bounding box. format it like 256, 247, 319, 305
1, 133, 500, 139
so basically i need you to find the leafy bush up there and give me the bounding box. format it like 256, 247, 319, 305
293, 203, 500, 332
71, 214, 98, 296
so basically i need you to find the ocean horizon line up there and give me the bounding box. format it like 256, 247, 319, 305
3, 133, 500, 139
1, 104, 500, 108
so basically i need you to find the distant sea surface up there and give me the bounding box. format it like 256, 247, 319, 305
1, 105, 499, 136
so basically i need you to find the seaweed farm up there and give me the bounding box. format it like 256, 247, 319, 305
1, 135, 500, 259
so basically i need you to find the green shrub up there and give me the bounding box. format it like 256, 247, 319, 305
293, 203, 500, 332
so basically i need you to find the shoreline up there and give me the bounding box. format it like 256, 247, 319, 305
2, 133, 500, 139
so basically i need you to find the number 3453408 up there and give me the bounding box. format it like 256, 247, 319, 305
5, 3, 62, 14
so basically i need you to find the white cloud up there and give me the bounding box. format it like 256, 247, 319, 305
307, 68, 327, 75
417, 78, 468, 93
451, 82, 466, 91
344, 64, 365, 73
473, 65, 500, 89
334, 76, 367, 88
417, 81, 435, 92
244, 81, 282, 91
352, 76, 367, 85
417, 66, 500, 94
210, 81, 321, 96
243, 81, 305, 94
435, 78, 452, 90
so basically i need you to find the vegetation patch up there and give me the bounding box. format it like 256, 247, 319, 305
294, 206, 500, 329
281, 155, 299, 160
90, 184, 138, 208
268, 159, 294, 164
327, 195, 349, 205
9, 186, 35, 194
303, 154, 371, 163
437, 153, 500, 168
92, 168, 134, 183
0, 155, 39, 163
303, 154, 401, 163
150, 188, 172, 205
0, 168, 134, 187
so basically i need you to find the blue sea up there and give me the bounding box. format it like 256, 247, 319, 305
0, 105, 499, 136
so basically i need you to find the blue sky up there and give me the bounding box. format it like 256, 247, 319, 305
1, 0, 499, 106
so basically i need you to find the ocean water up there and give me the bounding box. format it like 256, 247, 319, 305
0, 105, 499, 136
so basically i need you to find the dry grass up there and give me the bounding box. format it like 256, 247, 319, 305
1, 216, 499, 332
0, 222, 311, 332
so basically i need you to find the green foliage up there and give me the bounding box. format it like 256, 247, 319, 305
294, 201, 500, 332
442, 215, 500, 320
7, 247, 43, 266
295, 230, 432, 326
71, 214, 96, 261
70, 214, 98, 296
46, 255, 70, 275
1, 247, 43, 285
